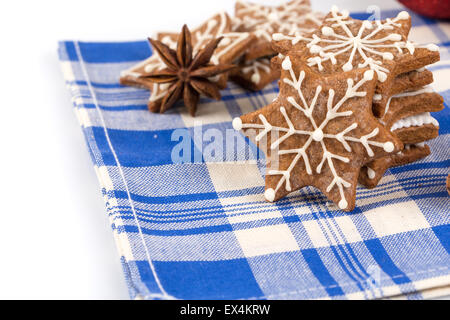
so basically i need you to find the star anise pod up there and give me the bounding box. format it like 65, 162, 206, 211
140, 25, 236, 116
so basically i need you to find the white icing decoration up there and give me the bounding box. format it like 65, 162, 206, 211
272, 32, 312, 46
160, 36, 177, 50
264, 188, 276, 202
234, 0, 323, 41
390, 112, 439, 131
121, 70, 143, 79
364, 142, 428, 182
210, 32, 250, 65
312, 128, 324, 141
384, 142, 395, 152
403, 142, 425, 151
367, 167, 376, 179
427, 44, 439, 52
397, 11, 410, 20
241, 59, 272, 84
234, 56, 395, 208
338, 199, 348, 210
232, 117, 243, 131
382, 86, 434, 116
272, 33, 285, 41
297, 6, 438, 83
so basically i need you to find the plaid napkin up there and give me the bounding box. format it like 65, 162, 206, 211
59, 9, 450, 300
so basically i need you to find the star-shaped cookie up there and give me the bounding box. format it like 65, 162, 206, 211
120, 12, 255, 113
233, 56, 402, 211
233, 0, 324, 61
272, 6, 440, 103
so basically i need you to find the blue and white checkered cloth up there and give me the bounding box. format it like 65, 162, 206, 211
59, 8, 450, 300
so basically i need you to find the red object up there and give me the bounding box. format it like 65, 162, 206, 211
399, 0, 450, 19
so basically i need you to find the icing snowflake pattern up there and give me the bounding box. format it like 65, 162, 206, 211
233, 56, 395, 209
274, 6, 439, 82
241, 58, 271, 84
234, 0, 323, 41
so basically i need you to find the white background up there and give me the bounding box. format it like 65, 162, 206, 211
0, 0, 417, 299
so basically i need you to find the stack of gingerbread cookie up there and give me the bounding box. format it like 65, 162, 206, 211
231, 0, 323, 91
359, 75, 444, 188
271, 6, 443, 191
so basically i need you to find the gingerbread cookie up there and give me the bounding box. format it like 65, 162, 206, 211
390, 113, 440, 144
360, 143, 431, 188
269, 7, 443, 190
271, 59, 440, 119
375, 86, 444, 126
271, 62, 435, 102
360, 104, 441, 188
372, 68, 435, 117
233, 56, 402, 211
233, 0, 323, 61
360, 100, 442, 188
387, 68, 434, 96
120, 12, 255, 112
230, 57, 280, 91
272, 7, 440, 106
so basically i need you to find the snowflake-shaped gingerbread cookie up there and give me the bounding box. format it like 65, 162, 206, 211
272, 6, 439, 84
233, 56, 402, 211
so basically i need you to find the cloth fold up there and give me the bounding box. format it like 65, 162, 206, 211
59, 9, 450, 300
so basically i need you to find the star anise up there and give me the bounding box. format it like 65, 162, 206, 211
140, 25, 236, 116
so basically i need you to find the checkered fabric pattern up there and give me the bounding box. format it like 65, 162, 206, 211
59, 8, 450, 300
